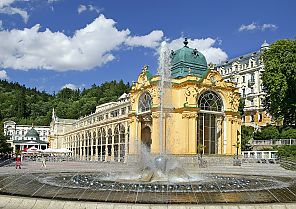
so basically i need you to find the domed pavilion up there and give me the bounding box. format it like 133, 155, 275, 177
129, 39, 241, 156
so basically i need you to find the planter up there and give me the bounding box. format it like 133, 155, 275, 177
233, 158, 242, 166
198, 159, 208, 168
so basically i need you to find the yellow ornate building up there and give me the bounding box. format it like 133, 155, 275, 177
50, 39, 241, 161
128, 39, 241, 156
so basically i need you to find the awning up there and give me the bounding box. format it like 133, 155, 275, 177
41, 148, 72, 153
23, 146, 42, 153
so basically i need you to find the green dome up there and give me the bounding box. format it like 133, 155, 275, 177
170, 38, 208, 78
25, 127, 40, 139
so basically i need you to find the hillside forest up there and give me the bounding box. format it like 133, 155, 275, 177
0, 80, 131, 131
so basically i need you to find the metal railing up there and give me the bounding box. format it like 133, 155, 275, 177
252, 139, 296, 146
241, 150, 279, 163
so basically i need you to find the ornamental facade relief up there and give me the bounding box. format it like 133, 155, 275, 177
184, 86, 198, 106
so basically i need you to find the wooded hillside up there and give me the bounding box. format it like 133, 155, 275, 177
0, 80, 131, 128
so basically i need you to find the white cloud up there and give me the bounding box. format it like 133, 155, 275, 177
0, 0, 15, 8
239, 22, 278, 32
0, 70, 8, 79
78, 4, 100, 14
125, 30, 164, 48
0, 7, 29, 23
239, 22, 258, 32
88, 5, 100, 14
0, 14, 164, 71
167, 37, 228, 64
262, 23, 277, 31
78, 5, 87, 14
62, 83, 78, 90
48, 0, 61, 3
0, 0, 29, 23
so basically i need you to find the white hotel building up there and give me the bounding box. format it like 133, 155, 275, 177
217, 41, 272, 128
3, 121, 50, 152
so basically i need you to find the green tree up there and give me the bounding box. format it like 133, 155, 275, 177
241, 125, 254, 150
238, 98, 245, 116
253, 125, 280, 140
276, 145, 296, 159
15, 89, 27, 118
261, 38, 296, 126
0, 79, 131, 128
281, 127, 296, 139
0, 133, 12, 154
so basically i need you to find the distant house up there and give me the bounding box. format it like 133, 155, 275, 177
3, 121, 50, 153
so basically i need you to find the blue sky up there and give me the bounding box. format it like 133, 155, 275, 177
0, 0, 295, 94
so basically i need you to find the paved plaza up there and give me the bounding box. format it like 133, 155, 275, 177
1, 160, 296, 178
0, 161, 295, 208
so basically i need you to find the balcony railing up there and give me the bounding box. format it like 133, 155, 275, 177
252, 139, 296, 146
242, 151, 278, 160
248, 79, 255, 87
246, 92, 256, 98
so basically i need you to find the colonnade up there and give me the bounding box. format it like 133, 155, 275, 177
63, 120, 129, 162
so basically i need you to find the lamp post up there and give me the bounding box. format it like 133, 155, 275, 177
233, 140, 240, 159
233, 140, 241, 166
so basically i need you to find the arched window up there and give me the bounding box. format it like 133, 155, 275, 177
119, 124, 125, 144
108, 128, 112, 144
98, 129, 101, 145
138, 92, 152, 113
93, 132, 96, 145
198, 91, 223, 112
101, 128, 106, 145
114, 125, 119, 144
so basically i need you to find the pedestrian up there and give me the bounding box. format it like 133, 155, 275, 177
41, 156, 46, 168
15, 154, 21, 169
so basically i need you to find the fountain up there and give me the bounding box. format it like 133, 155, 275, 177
130, 41, 193, 182
0, 160, 295, 204
0, 40, 295, 206
157, 40, 172, 156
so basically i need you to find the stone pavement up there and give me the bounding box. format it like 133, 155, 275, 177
0, 194, 295, 209
1, 160, 296, 178
0, 161, 295, 208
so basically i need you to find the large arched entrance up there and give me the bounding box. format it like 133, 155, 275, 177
197, 91, 224, 155
141, 126, 152, 151
138, 92, 153, 152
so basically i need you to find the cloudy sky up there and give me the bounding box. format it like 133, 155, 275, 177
0, 0, 295, 93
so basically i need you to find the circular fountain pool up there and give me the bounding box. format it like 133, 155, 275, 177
43, 172, 286, 193
0, 171, 295, 204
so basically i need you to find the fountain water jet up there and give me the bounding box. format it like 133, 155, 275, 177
131, 41, 196, 181
158, 41, 173, 156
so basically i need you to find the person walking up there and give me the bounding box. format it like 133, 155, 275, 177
41, 156, 46, 168
15, 155, 21, 169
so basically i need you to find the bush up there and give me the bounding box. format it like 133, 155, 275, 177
253, 125, 280, 140
280, 127, 296, 139
241, 125, 254, 150
276, 145, 296, 159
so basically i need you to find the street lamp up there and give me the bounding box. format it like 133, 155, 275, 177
233, 140, 240, 159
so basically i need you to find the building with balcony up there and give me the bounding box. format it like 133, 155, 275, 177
3, 121, 50, 152
217, 41, 272, 128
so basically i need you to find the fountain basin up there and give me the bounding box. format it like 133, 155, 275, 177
0, 172, 295, 204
